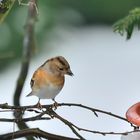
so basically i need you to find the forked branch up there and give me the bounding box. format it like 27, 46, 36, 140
0, 102, 139, 139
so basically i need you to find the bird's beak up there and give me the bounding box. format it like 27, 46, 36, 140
67, 69, 74, 76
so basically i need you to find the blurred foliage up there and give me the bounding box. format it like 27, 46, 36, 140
113, 8, 140, 39
0, 0, 140, 71
45, 0, 140, 24
0, 0, 15, 23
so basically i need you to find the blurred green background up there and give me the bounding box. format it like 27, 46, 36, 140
0, 0, 140, 71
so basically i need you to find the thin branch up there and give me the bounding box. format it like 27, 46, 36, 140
49, 110, 85, 140
0, 102, 139, 137
49, 109, 140, 137
0, 128, 80, 140
0, 116, 50, 123
57, 103, 128, 122
0, 102, 128, 122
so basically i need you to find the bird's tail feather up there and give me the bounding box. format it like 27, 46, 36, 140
26, 92, 33, 97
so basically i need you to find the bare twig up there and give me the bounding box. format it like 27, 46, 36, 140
0, 102, 128, 123
0, 128, 80, 140
50, 109, 139, 137
49, 109, 85, 140
0, 116, 50, 123
48, 110, 140, 139
57, 103, 128, 122
0, 102, 139, 138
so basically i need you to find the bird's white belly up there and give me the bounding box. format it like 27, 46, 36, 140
34, 84, 62, 99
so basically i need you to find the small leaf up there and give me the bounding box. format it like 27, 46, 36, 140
127, 24, 134, 40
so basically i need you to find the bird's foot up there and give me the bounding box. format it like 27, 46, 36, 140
35, 102, 43, 110
52, 99, 58, 110
53, 101, 58, 110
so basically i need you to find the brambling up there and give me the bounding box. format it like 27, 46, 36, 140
26, 56, 73, 108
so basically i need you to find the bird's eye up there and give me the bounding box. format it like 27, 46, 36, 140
59, 68, 64, 71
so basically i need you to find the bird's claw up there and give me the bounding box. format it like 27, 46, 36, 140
35, 102, 42, 110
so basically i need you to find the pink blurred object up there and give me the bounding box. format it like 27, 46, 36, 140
126, 102, 140, 126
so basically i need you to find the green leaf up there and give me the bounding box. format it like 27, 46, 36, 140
113, 7, 140, 39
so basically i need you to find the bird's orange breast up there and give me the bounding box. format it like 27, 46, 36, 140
32, 69, 64, 89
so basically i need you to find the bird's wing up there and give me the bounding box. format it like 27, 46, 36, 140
30, 78, 34, 88
30, 69, 48, 89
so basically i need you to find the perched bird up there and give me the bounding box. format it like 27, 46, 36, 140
26, 56, 73, 108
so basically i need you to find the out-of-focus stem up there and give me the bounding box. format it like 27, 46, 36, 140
13, 0, 37, 140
